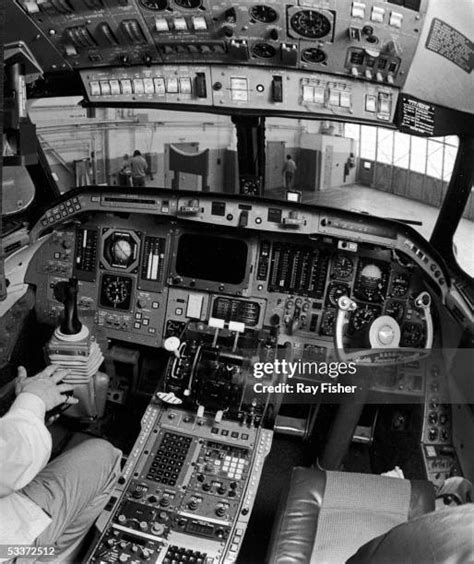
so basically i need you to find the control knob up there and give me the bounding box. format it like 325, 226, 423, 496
215, 504, 226, 517
151, 522, 165, 536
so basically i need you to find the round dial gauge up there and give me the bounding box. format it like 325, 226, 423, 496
391, 273, 410, 297
100, 275, 133, 311
332, 254, 354, 280
320, 310, 336, 336
290, 10, 331, 39
385, 300, 404, 322
301, 47, 327, 64
401, 323, 424, 347
174, 0, 201, 8
139, 0, 167, 10
252, 43, 276, 58
354, 262, 388, 302
111, 239, 133, 265
327, 281, 350, 307
106, 279, 129, 306
351, 305, 380, 332
249, 5, 278, 23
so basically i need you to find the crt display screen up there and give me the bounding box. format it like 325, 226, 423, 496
176, 234, 248, 284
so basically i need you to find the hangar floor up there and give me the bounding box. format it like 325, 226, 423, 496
267, 185, 474, 277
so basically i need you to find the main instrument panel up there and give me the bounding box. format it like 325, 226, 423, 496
25, 188, 452, 394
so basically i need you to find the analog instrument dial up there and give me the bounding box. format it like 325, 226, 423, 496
111, 239, 133, 265
249, 5, 278, 23
401, 323, 424, 347
332, 254, 354, 280
290, 10, 331, 39
354, 261, 388, 303
301, 47, 327, 64
327, 281, 350, 307
102, 230, 139, 271
351, 304, 380, 332
100, 275, 133, 311
320, 310, 336, 336
391, 272, 410, 297
385, 300, 404, 322
252, 43, 276, 58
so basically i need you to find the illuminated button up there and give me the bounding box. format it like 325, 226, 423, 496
340, 91, 351, 108
120, 79, 132, 94
143, 319, 149, 326
313, 87, 325, 104
365, 94, 376, 112
173, 17, 187, 31
109, 79, 120, 95
143, 78, 154, 94
328, 89, 340, 106
192, 16, 207, 30
378, 92, 391, 114
166, 77, 179, 93
179, 77, 192, 94
89, 81, 100, 96
302, 85, 313, 102
371, 6, 385, 22
230, 77, 248, 102
351, 2, 365, 18
155, 18, 169, 31
175, 308, 183, 315
154, 77, 165, 95
99, 81, 111, 95
148, 328, 156, 334
389, 11, 403, 28
133, 79, 144, 94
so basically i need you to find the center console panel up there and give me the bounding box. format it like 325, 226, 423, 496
87, 402, 272, 563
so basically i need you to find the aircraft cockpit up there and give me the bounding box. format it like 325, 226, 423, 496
0, 0, 473, 562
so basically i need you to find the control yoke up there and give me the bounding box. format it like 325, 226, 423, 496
335, 291, 433, 366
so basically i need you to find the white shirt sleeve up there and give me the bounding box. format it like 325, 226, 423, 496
0, 392, 52, 496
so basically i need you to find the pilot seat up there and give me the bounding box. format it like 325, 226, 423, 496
267, 466, 436, 563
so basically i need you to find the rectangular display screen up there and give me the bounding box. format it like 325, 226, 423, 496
176, 234, 248, 284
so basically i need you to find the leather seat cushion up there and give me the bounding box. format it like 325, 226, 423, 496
267, 467, 435, 564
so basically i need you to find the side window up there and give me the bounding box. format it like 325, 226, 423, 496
453, 189, 474, 277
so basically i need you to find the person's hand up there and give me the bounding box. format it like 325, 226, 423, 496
15, 365, 79, 411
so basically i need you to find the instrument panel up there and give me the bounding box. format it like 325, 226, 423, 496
25, 189, 446, 389
12, 0, 425, 90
